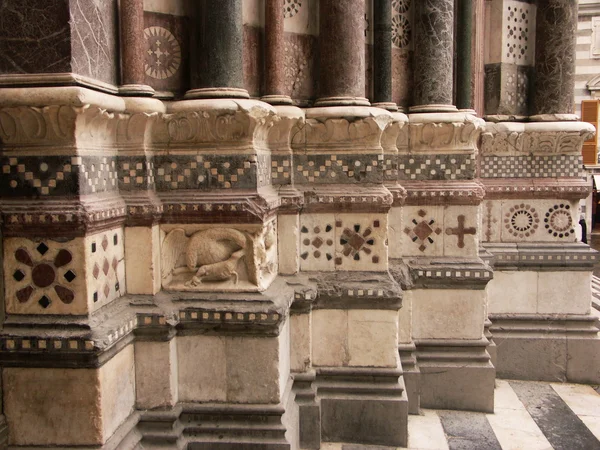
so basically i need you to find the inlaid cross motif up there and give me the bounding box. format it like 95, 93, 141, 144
446, 215, 476, 248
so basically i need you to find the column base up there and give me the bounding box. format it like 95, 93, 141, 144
398, 342, 421, 414
119, 84, 156, 97
316, 367, 408, 448
415, 338, 495, 413
184, 87, 250, 99
409, 104, 458, 113
490, 313, 600, 384
261, 94, 293, 105
371, 101, 399, 112
314, 96, 370, 107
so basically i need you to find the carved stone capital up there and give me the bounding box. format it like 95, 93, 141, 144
153, 99, 277, 151
480, 121, 596, 156
408, 112, 485, 154
292, 106, 394, 153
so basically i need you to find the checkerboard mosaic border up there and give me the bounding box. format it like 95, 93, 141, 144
1, 156, 118, 197
480, 155, 584, 178
398, 154, 475, 181
293, 154, 384, 184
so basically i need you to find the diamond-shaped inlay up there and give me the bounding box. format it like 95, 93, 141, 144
101, 235, 109, 251
112, 257, 118, 271
102, 258, 110, 276
312, 237, 324, 248
93, 263, 100, 279
64, 270, 76, 282
404, 210, 442, 252
13, 270, 25, 282
36, 243, 49, 255
104, 283, 110, 298
38, 295, 51, 309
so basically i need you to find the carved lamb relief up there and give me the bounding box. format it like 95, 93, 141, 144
160, 220, 277, 292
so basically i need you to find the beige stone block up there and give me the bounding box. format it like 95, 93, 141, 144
398, 290, 413, 344
387, 206, 403, 258
177, 335, 227, 402
348, 310, 398, 367
135, 339, 178, 409
312, 309, 348, 366
100, 345, 136, 440
481, 200, 502, 243
290, 313, 312, 372
3, 236, 88, 315
537, 271, 591, 314
85, 227, 126, 312
278, 214, 300, 275
4, 367, 102, 446
487, 271, 538, 314
299, 213, 335, 272
443, 205, 479, 257
401, 206, 444, 257
334, 214, 388, 271
412, 289, 485, 340
226, 335, 283, 404
125, 225, 161, 295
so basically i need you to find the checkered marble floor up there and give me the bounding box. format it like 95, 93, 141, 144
321, 380, 600, 450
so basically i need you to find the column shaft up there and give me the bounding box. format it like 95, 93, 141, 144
373, 0, 397, 111
411, 0, 456, 112
187, 0, 248, 99
263, 0, 292, 104
533, 0, 578, 115
316, 0, 369, 106
120, 0, 154, 96
456, 0, 473, 110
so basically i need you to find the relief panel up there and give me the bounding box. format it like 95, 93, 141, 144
160, 219, 277, 292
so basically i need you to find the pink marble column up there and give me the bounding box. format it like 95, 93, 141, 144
315, 0, 369, 107
262, 0, 292, 105
119, 0, 154, 96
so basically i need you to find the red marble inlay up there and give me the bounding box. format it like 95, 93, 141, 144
93, 263, 100, 279
102, 258, 110, 276
16, 286, 34, 303
54, 249, 72, 268
54, 285, 74, 304
15, 248, 34, 266
104, 283, 110, 298
101, 235, 109, 251
31, 263, 56, 288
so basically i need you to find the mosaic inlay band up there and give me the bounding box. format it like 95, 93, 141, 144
481, 155, 584, 178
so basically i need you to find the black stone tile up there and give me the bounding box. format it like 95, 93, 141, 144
438, 410, 502, 450
510, 381, 600, 450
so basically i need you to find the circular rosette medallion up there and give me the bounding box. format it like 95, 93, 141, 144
504, 204, 539, 238
544, 204, 574, 238
144, 26, 181, 80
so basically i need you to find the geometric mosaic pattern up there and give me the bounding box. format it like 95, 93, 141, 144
504, 203, 540, 239
398, 154, 474, 181
1, 155, 118, 196
271, 156, 292, 185
544, 204, 575, 239
293, 154, 383, 184
404, 209, 442, 252
481, 155, 583, 178
117, 157, 155, 191
87, 228, 125, 310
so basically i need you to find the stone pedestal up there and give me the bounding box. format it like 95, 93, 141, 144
481, 121, 600, 384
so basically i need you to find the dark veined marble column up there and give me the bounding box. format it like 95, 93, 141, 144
411, 0, 457, 112
315, 0, 369, 107
372, 0, 397, 111
186, 0, 249, 99
262, 0, 292, 105
533, 0, 578, 115
119, 0, 154, 96
456, 0, 473, 111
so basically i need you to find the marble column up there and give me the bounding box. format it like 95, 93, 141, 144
411, 0, 457, 112
456, 0, 473, 111
533, 0, 578, 116
315, 0, 369, 107
372, 0, 397, 111
262, 0, 292, 105
186, 0, 249, 99
119, 0, 155, 96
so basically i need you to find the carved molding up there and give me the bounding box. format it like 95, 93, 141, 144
408, 113, 485, 154
480, 121, 596, 156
